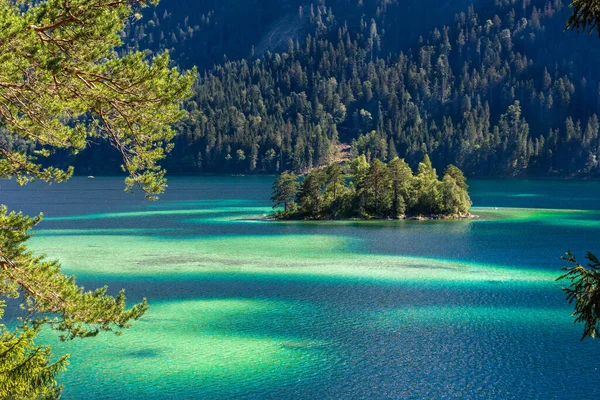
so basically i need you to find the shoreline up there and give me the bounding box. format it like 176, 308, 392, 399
265, 213, 479, 222
68, 173, 600, 182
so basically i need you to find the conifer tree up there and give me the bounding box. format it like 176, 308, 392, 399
324, 163, 347, 216
364, 159, 393, 217
351, 155, 370, 215
271, 171, 299, 213
444, 165, 469, 191
441, 165, 472, 215
440, 173, 471, 215
413, 155, 442, 215
388, 157, 413, 217
0, 0, 195, 396
297, 168, 327, 218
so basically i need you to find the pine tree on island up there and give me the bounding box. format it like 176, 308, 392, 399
270, 172, 299, 213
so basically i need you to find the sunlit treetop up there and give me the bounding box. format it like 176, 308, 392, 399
0, 0, 196, 198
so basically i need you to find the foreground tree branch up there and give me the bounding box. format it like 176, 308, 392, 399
0, 0, 195, 397
566, 0, 600, 36
0, 0, 196, 197
562, 1, 600, 341
557, 252, 600, 340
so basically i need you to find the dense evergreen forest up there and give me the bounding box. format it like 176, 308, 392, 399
44, 0, 600, 178
271, 155, 472, 219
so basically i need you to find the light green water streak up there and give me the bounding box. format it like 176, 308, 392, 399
44, 206, 271, 221
44, 298, 331, 397
29, 233, 555, 286
474, 207, 600, 228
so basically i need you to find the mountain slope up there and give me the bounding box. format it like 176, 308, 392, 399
57, 0, 600, 178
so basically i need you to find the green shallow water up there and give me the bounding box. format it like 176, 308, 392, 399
43, 299, 333, 399
30, 233, 556, 286
44, 206, 271, 221
3, 177, 600, 398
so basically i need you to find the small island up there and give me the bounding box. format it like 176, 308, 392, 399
271, 155, 473, 220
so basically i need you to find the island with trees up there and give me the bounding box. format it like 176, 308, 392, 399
271, 155, 472, 220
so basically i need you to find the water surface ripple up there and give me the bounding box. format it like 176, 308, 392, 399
2, 177, 600, 399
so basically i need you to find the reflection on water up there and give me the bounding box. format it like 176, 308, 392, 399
2, 177, 600, 399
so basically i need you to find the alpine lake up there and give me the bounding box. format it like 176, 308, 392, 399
2, 176, 600, 399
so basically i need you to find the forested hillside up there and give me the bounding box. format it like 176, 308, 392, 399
121, 0, 477, 70
55, 0, 600, 177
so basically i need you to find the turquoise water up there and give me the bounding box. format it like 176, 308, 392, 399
2, 177, 600, 398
